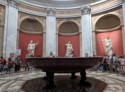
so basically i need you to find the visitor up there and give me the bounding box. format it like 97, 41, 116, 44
113, 56, 121, 72
14, 56, 21, 72
102, 56, 109, 71
6, 57, 12, 74
0, 56, 6, 73
25, 64, 30, 71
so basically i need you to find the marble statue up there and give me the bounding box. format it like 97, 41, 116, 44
102, 36, 113, 56
27, 40, 39, 56
65, 41, 74, 57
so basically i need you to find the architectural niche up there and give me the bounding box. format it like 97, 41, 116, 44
96, 14, 121, 30
20, 18, 43, 33
59, 21, 79, 35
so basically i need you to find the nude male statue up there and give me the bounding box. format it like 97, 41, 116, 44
27, 40, 39, 56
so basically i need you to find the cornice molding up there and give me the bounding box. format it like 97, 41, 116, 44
92, 0, 122, 15
19, 7, 82, 18
0, 0, 7, 6
19, 0, 107, 10
19, 1, 122, 18
1, 0, 122, 18
19, 29, 43, 34
57, 32, 80, 36
19, 7, 46, 17
56, 15, 81, 18
94, 25, 121, 33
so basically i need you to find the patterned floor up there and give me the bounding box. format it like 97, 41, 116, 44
0, 70, 125, 92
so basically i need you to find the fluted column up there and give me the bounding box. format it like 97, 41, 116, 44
122, 1, 125, 54
45, 9, 56, 56
4, 0, 18, 59
81, 6, 93, 57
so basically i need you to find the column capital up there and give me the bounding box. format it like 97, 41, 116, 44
47, 8, 56, 16
81, 5, 91, 15
6, 0, 19, 8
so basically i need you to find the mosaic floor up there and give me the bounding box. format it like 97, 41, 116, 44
0, 70, 125, 92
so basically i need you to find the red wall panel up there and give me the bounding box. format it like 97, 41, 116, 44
58, 34, 80, 57
19, 31, 43, 63
96, 29, 123, 56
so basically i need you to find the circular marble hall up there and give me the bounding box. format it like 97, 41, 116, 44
0, 0, 125, 92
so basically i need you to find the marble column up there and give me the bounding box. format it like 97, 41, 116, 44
81, 6, 93, 57
45, 9, 56, 56
4, 1, 18, 59
122, 1, 125, 54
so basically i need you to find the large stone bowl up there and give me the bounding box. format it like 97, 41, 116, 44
26, 57, 103, 89
26, 57, 103, 73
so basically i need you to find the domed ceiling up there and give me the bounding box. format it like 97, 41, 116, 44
23, 0, 107, 8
